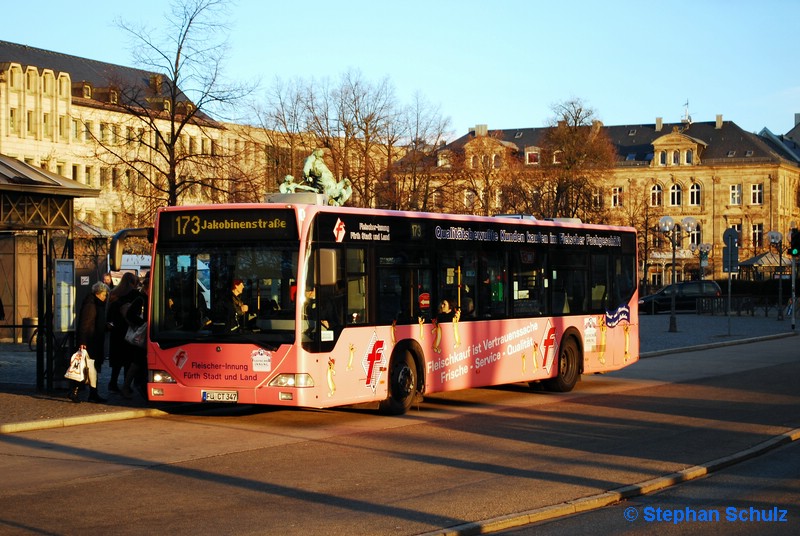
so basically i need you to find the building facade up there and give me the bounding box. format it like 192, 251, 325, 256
434, 117, 800, 284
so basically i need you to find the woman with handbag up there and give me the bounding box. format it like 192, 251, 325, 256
121, 274, 149, 399
68, 281, 111, 403
106, 272, 143, 393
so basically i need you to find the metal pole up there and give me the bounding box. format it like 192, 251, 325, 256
792, 257, 796, 331
669, 227, 677, 332
778, 244, 784, 320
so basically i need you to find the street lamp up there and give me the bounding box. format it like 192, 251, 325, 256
690, 242, 712, 279
659, 215, 697, 333
768, 230, 784, 321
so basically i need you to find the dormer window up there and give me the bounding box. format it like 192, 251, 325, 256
745, 150, 753, 157
727, 150, 736, 157
162, 100, 171, 112
628, 129, 637, 136
109, 90, 118, 104
526, 150, 540, 165
514, 131, 523, 139
83, 84, 92, 99
626, 153, 636, 161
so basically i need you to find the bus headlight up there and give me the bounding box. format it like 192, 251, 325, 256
151, 370, 176, 383
268, 373, 314, 388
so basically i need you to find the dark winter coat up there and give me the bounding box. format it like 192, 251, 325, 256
76, 293, 107, 368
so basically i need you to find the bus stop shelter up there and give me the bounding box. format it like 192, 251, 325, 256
0, 154, 99, 390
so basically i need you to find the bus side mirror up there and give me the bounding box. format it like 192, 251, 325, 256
110, 228, 154, 270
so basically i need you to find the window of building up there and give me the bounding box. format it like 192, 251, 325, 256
686, 149, 693, 164
689, 183, 701, 206
493, 154, 501, 168
727, 150, 736, 158
659, 151, 666, 165
730, 184, 741, 205
470, 155, 478, 168
72, 164, 79, 181
526, 150, 540, 165
552, 150, 562, 164
591, 188, 603, 209
752, 223, 764, 249
26, 111, 35, 135
750, 183, 763, 205
72, 119, 79, 139
626, 153, 636, 161
689, 224, 701, 247
85, 166, 93, 186
464, 190, 476, 209
730, 224, 742, 244
59, 116, 68, 141
669, 184, 682, 206
650, 184, 662, 206
611, 187, 623, 207
9, 108, 17, 134
672, 151, 680, 165
84, 122, 93, 142
83, 84, 92, 99
42, 114, 51, 137
26, 70, 37, 91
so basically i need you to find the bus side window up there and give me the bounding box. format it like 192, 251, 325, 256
345, 248, 367, 324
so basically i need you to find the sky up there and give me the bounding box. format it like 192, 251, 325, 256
5, 0, 800, 140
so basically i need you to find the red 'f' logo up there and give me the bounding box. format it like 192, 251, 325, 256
540, 324, 557, 374
333, 218, 346, 242
362, 334, 386, 393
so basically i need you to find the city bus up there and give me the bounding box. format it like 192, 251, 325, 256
111, 193, 639, 415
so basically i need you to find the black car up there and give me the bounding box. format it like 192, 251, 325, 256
638, 281, 722, 314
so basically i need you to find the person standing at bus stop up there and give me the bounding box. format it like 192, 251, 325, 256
106, 272, 142, 393
121, 273, 149, 399
69, 281, 111, 403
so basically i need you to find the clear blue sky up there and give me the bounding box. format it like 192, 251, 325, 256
6, 0, 800, 139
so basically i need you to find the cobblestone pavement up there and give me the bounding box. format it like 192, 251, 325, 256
0, 311, 796, 432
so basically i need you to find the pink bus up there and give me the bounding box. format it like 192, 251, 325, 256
111, 195, 639, 414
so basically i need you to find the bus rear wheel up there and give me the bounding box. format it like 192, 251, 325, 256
379, 351, 417, 415
542, 336, 580, 392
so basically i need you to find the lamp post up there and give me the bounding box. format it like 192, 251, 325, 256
659, 215, 698, 333
767, 230, 784, 321
690, 242, 712, 279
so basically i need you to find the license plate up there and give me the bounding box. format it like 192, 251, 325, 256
202, 390, 238, 402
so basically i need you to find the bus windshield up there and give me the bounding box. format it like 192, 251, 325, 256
153, 244, 299, 349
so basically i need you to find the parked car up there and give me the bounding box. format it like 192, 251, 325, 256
638, 280, 722, 314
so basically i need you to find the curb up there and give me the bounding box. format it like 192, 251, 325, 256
640, 330, 796, 358
419, 427, 800, 536
0, 407, 171, 434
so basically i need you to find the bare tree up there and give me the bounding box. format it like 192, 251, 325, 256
382, 92, 451, 211
91, 0, 254, 217
525, 99, 617, 220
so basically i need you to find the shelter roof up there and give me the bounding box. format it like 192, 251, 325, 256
0, 154, 100, 198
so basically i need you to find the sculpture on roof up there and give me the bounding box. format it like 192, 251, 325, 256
300, 149, 353, 206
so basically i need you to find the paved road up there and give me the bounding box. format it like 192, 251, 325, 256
500, 440, 800, 535
1, 335, 798, 535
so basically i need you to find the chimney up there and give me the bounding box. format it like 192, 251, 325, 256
655, 117, 663, 132
795, 113, 800, 126
474, 124, 488, 137
716, 114, 723, 129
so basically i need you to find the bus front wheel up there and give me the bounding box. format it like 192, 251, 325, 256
379, 351, 417, 415
542, 336, 580, 392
